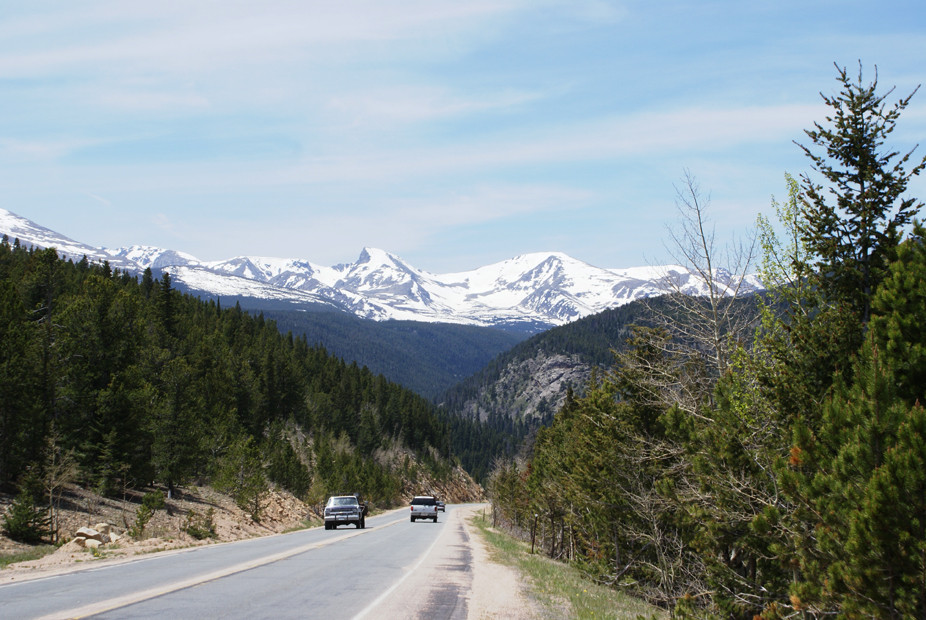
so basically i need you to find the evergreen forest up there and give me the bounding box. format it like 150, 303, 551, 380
488, 63, 926, 618
0, 239, 485, 529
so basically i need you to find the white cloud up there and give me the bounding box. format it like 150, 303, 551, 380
95, 89, 211, 112
0, 1, 526, 78
326, 86, 545, 125
151, 212, 177, 235
275, 102, 823, 185
85, 192, 112, 208
0, 137, 97, 162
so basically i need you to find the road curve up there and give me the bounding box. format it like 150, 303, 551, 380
0, 504, 488, 619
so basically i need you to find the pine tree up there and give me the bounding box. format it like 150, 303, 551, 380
0, 281, 42, 486
2, 471, 51, 544
868, 223, 926, 406
783, 225, 926, 616
796, 62, 925, 326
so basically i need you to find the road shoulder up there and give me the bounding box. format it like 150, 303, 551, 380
462, 504, 539, 620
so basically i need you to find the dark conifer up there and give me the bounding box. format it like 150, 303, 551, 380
796, 62, 925, 325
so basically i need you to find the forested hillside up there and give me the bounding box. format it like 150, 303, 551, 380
438, 297, 655, 421
0, 238, 468, 539
438, 294, 760, 481
488, 64, 926, 618
259, 307, 524, 399
435, 298, 655, 482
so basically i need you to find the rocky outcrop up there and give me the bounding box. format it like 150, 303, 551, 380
404, 464, 485, 504
460, 352, 591, 424
72, 524, 122, 548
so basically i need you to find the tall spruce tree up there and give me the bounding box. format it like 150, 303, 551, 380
796, 62, 925, 326
777, 61, 926, 616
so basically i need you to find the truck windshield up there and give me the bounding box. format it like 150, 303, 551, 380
330, 497, 358, 507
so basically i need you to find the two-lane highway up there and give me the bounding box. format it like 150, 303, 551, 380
1, 504, 479, 619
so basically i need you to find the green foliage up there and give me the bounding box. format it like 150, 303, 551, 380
486, 64, 926, 618
128, 490, 166, 539
2, 472, 51, 544
782, 227, 926, 616
41, 425, 78, 543
263, 426, 312, 499
868, 223, 926, 406
263, 308, 523, 399
213, 436, 269, 521
0, 233, 461, 513
796, 62, 925, 326
142, 489, 166, 511
442, 295, 706, 481
0, 544, 56, 569
182, 508, 217, 540
128, 505, 154, 540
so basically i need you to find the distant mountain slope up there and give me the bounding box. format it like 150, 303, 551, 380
0, 208, 762, 333
439, 293, 764, 479
437, 298, 655, 425
439, 293, 764, 422
257, 307, 525, 399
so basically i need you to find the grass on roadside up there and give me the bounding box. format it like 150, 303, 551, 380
0, 544, 57, 570
471, 511, 666, 620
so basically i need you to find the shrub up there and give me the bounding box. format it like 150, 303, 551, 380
2, 487, 51, 544
128, 490, 166, 539
182, 508, 217, 540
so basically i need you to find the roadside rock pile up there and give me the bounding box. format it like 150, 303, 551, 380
54, 524, 122, 555
405, 465, 486, 504
75, 524, 120, 548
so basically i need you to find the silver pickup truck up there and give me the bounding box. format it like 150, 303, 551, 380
409, 495, 438, 522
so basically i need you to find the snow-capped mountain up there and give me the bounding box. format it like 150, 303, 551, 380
0, 208, 762, 331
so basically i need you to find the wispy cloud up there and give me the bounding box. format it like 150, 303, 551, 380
0, 137, 100, 162
1, 1, 922, 271
95, 89, 212, 112
0, 2, 526, 78
326, 86, 545, 125
85, 192, 112, 208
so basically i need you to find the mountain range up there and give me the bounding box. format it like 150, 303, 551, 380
0, 208, 762, 333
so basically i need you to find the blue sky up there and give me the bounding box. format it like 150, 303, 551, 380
2, 1, 925, 272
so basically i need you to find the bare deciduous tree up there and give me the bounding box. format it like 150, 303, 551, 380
637, 170, 760, 415
42, 424, 78, 544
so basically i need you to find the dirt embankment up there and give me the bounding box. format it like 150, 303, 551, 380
1, 465, 484, 582
0, 483, 309, 581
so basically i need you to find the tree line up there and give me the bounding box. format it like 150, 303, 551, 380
1, 241, 457, 539
488, 63, 926, 618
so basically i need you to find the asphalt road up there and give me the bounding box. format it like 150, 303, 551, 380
0, 504, 480, 619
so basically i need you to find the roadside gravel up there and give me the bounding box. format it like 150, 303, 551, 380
463, 505, 539, 619
354, 503, 538, 620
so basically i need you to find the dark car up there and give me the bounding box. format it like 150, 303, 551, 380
436, 500, 445, 512
324, 495, 366, 529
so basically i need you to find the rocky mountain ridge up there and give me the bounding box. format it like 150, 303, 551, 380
1, 208, 762, 332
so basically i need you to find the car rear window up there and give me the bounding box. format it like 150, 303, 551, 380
411, 497, 436, 505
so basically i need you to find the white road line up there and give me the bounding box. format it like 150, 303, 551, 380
38, 521, 401, 620
352, 516, 447, 620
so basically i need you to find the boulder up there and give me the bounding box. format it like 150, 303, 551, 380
75, 526, 103, 542
59, 539, 84, 553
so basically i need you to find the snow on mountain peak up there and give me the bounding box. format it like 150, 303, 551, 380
107, 245, 201, 270
0, 209, 763, 331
